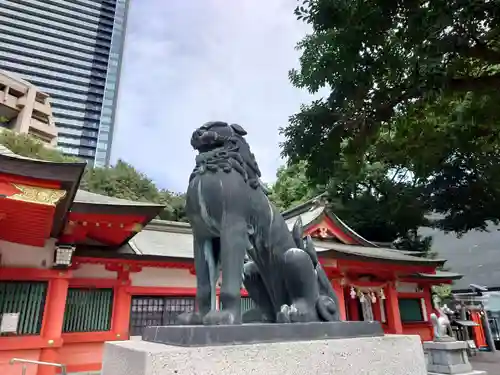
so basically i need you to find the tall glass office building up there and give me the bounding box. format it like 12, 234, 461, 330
0, 0, 130, 166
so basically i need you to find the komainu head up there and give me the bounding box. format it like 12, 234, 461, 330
190, 121, 247, 152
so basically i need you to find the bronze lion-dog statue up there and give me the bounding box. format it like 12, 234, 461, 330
177, 121, 340, 325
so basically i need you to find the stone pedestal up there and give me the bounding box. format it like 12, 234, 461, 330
423, 340, 487, 375
102, 323, 427, 375
142, 321, 384, 346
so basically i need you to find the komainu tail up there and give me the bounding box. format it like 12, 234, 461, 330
291, 217, 303, 249
291, 218, 319, 266
291, 218, 340, 321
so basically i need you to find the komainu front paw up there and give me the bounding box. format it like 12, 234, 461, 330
176, 312, 203, 325
277, 302, 317, 323
277, 304, 292, 323
202, 310, 240, 325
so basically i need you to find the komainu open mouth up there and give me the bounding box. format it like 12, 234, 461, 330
192, 130, 226, 152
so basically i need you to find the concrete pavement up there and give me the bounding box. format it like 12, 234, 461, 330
470, 351, 500, 374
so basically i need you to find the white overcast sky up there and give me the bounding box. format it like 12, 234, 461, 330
111, 0, 314, 192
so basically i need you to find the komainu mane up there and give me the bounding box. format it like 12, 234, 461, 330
189, 122, 262, 190
179, 121, 340, 325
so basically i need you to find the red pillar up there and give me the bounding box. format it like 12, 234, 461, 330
424, 287, 433, 322
111, 270, 132, 340
38, 275, 69, 375
331, 281, 347, 320
424, 286, 435, 339
385, 283, 403, 334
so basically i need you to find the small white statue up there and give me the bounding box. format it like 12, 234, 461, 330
430, 295, 454, 341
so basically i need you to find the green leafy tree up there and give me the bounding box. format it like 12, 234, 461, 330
283, 0, 500, 235
82, 161, 188, 222
269, 160, 432, 254
268, 160, 321, 211
377, 92, 500, 234
158, 191, 188, 222
82, 160, 162, 203
326, 161, 431, 251
0, 129, 79, 162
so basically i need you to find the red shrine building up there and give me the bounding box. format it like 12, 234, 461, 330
0, 145, 462, 375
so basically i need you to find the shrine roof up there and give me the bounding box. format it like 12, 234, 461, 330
74, 244, 191, 264
63, 191, 165, 247
313, 240, 446, 266
71, 190, 164, 216
74, 190, 162, 206
0, 145, 165, 245
0, 146, 163, 208
126, 219, 193, 259
0, 144, 86, 237
0, 144, 18, 158
72, 196, 459, 280
409, 271, 463, 281
110, 219, 448, 269
0, 144, 86, 183
283, 194, 378, 247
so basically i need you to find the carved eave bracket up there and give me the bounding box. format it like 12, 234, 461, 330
105, 263, 142, 274
8, 183, 67, 206
309, 225, 336, 240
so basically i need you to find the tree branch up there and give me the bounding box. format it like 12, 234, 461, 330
458, 44, 500, 64
447, 72, 500, 92
449, 24, 500, 64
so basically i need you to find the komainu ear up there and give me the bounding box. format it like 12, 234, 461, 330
230, 123, 247, 135
203, 121, 227, 130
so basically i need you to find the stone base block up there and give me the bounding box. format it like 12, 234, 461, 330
423, 340, 485, 375
142, 321, 383, 347
102, 334, 427, 375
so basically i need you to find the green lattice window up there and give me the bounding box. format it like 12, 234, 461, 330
219, 297, 256, 312
241, 297, 256, 312
63, 288, 114, 333
399, 298, 424, 322
0, 281, 48, 336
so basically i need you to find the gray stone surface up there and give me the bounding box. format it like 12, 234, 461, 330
424, 341, 470, 350
424, 340, 488, 375
102, 334, 426, 375
142, 321, 383, 347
